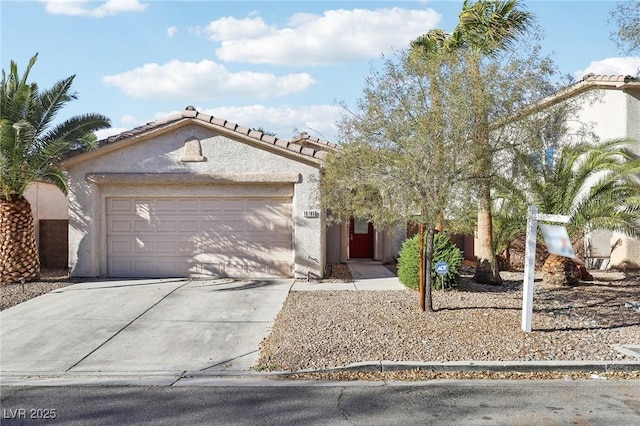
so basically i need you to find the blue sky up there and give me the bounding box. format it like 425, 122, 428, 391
2, 0, 639, 142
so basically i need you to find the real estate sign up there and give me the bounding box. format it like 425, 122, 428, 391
539, 223, 576, 258
522, 206, 572, 332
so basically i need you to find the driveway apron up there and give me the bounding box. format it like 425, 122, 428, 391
0, 278, 292, 374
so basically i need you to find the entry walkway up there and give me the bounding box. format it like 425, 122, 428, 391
292, 261, 406, 291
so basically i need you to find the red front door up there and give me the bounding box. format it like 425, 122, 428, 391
349, 218, 374, 258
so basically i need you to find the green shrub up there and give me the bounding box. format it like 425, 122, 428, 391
397, 232, 463, 290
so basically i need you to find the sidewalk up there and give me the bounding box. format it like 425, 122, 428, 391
291, 261, 406, 291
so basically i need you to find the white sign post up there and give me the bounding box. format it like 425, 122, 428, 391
521, 206, 571, 332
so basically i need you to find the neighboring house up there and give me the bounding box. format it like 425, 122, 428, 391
557, 74, 639, 269
60, 106, 401, 279
498, 74, 640, 269
24, 182, 69, 270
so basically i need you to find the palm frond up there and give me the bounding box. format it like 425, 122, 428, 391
494, 137, 640, 245
1, 54, 111, 198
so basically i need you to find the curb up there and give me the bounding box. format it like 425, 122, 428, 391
274, 360, 640, 375
2, 360, 639, 386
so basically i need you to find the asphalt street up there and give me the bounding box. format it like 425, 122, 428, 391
1, 380, 639, 425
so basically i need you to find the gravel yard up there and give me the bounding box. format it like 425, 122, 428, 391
257, 268, 640, 372
0, 269, 72, 311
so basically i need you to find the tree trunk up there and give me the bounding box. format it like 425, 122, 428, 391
469, 57, 502, 286
474, 184, 502, 285
419, 224, 425, 311
541, 254, 580, 287
0, 196, 40, 284
423, 226, 435, 312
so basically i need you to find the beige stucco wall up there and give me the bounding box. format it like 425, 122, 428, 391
325, 223, 342, 264
24, 182, 69, 244
610, 232, 640, 270
567, 89, 629, 142
572, 88, 640, 268
63, 123, 325, 279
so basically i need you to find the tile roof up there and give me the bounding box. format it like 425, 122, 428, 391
581, 73, 639, 84
64, 106, 339, 164
493, 74, 640, 129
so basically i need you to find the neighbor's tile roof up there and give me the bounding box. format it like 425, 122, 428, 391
493, 74, 639, 128
66, 106, 339, 162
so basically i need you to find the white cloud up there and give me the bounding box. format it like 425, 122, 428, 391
574, 57, 640, 79
167, 26, 178, 38
202, 104, 344, 140
102, 59, 315, 99
120, 114, 138, 125
95, 127, 127, 140
204, 16, 271, 42
41, 0, 146, 18
201, 7, 441, 66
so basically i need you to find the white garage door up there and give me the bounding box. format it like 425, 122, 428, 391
107, 197, 293, 278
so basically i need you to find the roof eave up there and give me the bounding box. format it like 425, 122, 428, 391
60, 108, 336, 169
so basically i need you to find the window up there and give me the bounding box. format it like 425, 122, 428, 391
354, 218, 369, 234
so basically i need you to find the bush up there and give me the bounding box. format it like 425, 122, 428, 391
397, 232, 463, 290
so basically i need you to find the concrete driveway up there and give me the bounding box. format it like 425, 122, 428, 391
0, 278, 292, 375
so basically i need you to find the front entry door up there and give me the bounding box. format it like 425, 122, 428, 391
349, 217, 374, 258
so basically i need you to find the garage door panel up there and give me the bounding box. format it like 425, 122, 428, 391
154, 199, 177, 210
178, 220, 199, 232
110, 259, 133, 275
110, 199, 132, 211
110, 239, 132, 254
109, 257, 192, 277
271, 219, 291, 232
133, 220, 153, 232
107, 196, 292, 278
156, 220, 177, 232
134, 238, 154, 253
155, 259, 190, 276
200, 239, 228, 252
199, 199, 221, 211
197, 262, 226, 277
109, 220, 131, 233
270, 261, 293, 276
223, 199, 245, 212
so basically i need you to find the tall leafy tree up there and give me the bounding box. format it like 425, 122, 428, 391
322, 48, 475, 312
412, 1, 537, 284
609, 0, 640, 54
409, 29, 451, 309
0, 53, 111, 284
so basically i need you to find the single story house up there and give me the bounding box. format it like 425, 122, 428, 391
60, 106, 401, 279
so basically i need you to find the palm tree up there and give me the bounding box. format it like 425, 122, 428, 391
0, 53, 111, 284
450, 0, 533, 285
493, 138, 640, 282
408, 1, 533, 286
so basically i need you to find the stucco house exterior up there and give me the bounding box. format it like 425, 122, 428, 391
60, 106, 400, 279
24, 182, 69, 269
559, 74, 639, 269
501, 73, 640, 269
54, 75, 637, 278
